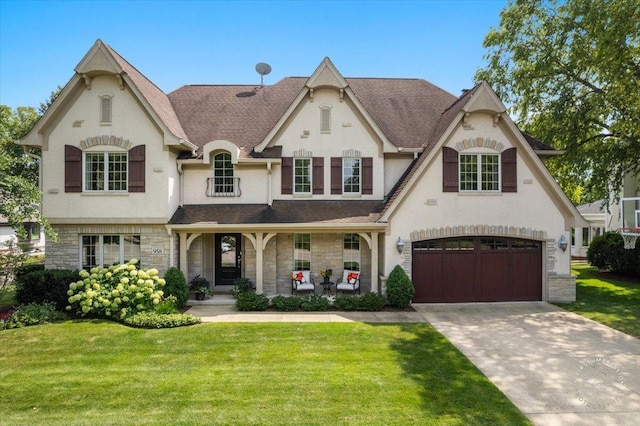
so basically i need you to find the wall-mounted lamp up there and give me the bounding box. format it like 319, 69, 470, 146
396, 237, 405, 254
558, 234, 568, 252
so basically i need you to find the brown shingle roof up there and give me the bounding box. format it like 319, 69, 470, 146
168, 200, 384, 225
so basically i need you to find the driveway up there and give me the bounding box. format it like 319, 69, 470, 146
413, 302, 640, 426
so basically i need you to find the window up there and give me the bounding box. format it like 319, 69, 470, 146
81, 235, 141, 270
294, 158, 312, 194
343, 233, 361, 271
293, 233, 311, 271
343, 158, 360, 194
213, 152, 234, 194
100, 96, 112, 124
320, 107, 331, 133
459, 153, 499, 192
582, 228, 590, 247
84, 152, 127, 191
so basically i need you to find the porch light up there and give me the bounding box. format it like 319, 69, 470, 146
396, 237, 405, 254
558, 234, 568, 252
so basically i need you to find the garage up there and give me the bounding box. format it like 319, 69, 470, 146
412, 237, 542, 303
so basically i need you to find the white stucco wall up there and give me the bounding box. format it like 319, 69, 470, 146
41, 75, 177, 222
382, 112, 573, 282
183, 163, 269, 205
384, 155, 415, 197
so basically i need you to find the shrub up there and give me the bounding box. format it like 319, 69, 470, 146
66, 259, 166, 320
587, 232, 640, 276
0, 240, 29, 301
301, 294, 329, 311
386, 265, 415, 308
154, 295, 178, 314
333, 295, 359, 311
163, 267, 189, 308
15, 268, 78, 311
232, 277, 253, 296
121, 311, 200, 329
271, 295, 303, 311
236, 292, 269, 311
0, 302, 68, 330
358, 292, 386, 311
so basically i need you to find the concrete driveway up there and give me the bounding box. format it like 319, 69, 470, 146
413, 302, 640, 426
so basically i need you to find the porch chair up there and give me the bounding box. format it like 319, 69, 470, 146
291, 270, 315, 295
336, 270, 361, 295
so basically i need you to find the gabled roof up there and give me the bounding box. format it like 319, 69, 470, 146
577, 199, 606, 215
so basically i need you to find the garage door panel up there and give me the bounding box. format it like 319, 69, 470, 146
476, 252, 510, 302
413, 252, 444, 302
510, 251, 542, 300
442, 252, 475, 302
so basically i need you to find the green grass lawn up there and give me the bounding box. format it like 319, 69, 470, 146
0, 321, 530, 426
555, 263, 640, 338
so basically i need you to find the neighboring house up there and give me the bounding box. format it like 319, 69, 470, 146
0, 215, 44, 253
572, 200, 606, 258
607, 175, 640, 232
16, 40, 584, 302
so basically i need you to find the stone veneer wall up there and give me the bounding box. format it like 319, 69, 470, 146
45, 225, 172, 273
186, 236, 203, 281
547, 274, 576, 302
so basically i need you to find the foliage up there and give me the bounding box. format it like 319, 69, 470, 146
66, 259, 167, 319
271, 295, 303, 311
386, 265, 415, 309
476, 0, 640, 204
0, 240, 29, 300
15, 268, 77, 311
121, 311, 200, 329
235, 291, 269, 311
154, 295, 178, 314
189, 275, 211, 295
232, 277, 253, 296
333, 293, 386, 311
300, 294, 330, 311
0, 302, 67, 330
162, 267, 189, 308
0, 104, 56, 240
587, 232, 640, 276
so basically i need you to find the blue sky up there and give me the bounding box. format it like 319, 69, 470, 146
0, 0, 507, 110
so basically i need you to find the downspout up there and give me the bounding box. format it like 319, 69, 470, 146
267, 161, 273, 207
177, 162, 184, 207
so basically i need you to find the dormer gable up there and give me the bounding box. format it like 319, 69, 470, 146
74, 39, 125, 90
306, 57, 348, 93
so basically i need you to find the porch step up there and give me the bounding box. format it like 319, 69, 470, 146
188, 294, 236, 306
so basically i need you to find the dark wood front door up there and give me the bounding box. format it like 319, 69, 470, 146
215, 233, 241, 285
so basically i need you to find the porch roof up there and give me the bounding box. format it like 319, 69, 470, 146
168, 200, 384, 226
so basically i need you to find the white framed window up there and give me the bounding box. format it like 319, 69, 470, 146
294, 158, 312, 194
81, 235, 140, 270
343, 158, 360, 194
213, 152, 234, 194
84, 151, 128, 191
320, 106, 331, 133
100, 95, 112, 124
343, 233, 361, 271
459, 153, 500, 192
293, 233, 311, 271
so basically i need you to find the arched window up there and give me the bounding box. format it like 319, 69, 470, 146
213, 152, 234, 194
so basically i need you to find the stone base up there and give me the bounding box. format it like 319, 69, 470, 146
547, 274, 576, 302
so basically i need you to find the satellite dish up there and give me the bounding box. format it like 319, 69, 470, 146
255, 62, 271, 86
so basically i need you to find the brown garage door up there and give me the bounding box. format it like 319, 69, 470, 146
412, 237, 542, 303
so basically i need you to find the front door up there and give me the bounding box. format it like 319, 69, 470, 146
215, 233, 242, 285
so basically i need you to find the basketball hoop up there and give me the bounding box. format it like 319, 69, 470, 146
620, 228, 640, 250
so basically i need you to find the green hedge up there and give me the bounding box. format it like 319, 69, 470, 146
15, 269, 78, 311
587, 232, 640, 276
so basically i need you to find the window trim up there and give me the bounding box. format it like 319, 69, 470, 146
342, 157, 361, 194
83, 151, 128, 192
343, 233, 361, 271
293, 158, 312, 195
293, 233, 311, 271
459, 152, 500, 193
213, 152, 234, 195
80, 234, 141, 270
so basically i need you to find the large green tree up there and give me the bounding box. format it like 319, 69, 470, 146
476, 0, 640, 204
0, 88, 60, 241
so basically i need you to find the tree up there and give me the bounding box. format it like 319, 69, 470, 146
476, 0, 640, 204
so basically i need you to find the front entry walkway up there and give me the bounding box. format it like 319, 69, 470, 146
412, 302, 640, 426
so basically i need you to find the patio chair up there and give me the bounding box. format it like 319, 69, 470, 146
336, 270, 361, 295
291, 270, 315, 295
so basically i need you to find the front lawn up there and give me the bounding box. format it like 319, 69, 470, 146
0, 321, 530, 425
555, 263, 640, 338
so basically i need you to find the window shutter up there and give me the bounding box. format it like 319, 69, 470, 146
65, 145, 82, 193
362, 157, 373, 194
281, 157, 293, 194
312, 157, 324, 194
501, 147, 517, 192
442, 146, 459, 192
128, 145, 145, 192
331, 157, 342, 194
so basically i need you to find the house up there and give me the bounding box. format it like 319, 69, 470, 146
17, 39, 584, 302
608, 175, 640, 249
572, 200, 606, 257
0, 215, 45, 253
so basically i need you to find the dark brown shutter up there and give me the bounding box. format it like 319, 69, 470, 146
442, 146, 459, 192
128, 145, 145, 192
501, 147, 517, 192
281, 157, 293, 194
362, 157, 373, 194
312, 157, 324, 194
65, 145, 82, 193
331, 157, 342, 194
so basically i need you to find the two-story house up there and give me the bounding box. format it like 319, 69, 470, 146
17, 40, 583, 302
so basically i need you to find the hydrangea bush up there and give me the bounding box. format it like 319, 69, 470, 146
66, 259, 166, 319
